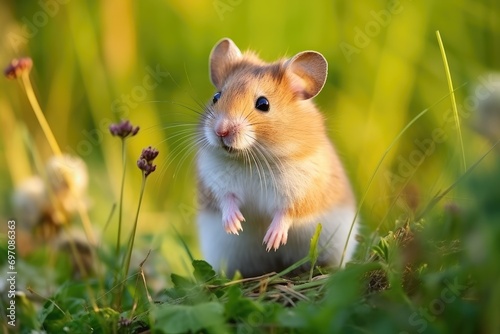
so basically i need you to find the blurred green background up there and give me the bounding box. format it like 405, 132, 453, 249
0, 0, 499, 276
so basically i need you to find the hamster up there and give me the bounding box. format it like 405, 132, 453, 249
196, 38, 358, 277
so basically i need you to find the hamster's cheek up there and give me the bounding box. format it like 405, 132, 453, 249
232, 126, 256, 150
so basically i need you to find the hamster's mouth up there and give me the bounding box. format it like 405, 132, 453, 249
220, 139, 240, 154
222, 143, 236, 154
217, 135, 245, 155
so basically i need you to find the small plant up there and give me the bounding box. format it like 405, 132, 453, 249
108, 119, 139, 258
120, 145, 159, 305
108, 119, 140, 308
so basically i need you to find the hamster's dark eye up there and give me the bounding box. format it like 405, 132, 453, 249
255, 96, 270, 112
212, 91, 221, 104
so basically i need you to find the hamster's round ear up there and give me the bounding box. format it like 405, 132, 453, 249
209, 38, 242, 90
285, 51, 328, 100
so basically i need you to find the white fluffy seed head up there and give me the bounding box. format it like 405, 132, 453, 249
12, 154, 89, 230
46, 154, 88, 195
12, 176, 48, 229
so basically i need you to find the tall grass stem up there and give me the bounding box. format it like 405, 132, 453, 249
436, 30, 467, 172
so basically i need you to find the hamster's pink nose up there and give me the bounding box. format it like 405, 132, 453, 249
216, 129, 229, 137
215, 127, 229, 137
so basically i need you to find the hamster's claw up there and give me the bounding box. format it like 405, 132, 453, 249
263, 228, 288, 252
263, 212, 290, 252
223, 210, 244, 235
221, 193, 245, 235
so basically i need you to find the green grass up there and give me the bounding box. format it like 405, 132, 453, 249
1, 0, 500, 333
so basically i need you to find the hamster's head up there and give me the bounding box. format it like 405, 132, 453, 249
201, 38, 329, 160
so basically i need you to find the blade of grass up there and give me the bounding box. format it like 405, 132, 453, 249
339, 86, 466, 266
130, 250, 153, 319
27, 287, 71, 321
308, 223, 322, 281
172, 224, 195, 262
436, 30, 466, 172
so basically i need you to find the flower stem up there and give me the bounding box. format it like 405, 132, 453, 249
115, 139, 127, 260
113, 139, 127, 309
123, 172, 147, 278
21, 72, 62, 156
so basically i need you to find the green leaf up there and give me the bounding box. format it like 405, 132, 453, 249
153, 302, 227, 334
170, 273, 194, 289
156, 286, 187, 304
309, 223, 322, 280
224, 285, 263, 320
192, 260, 216, 283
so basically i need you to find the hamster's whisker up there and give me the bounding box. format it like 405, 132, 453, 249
250, 142, 279, 199
153, 100, 206, 118
134, 123, 194, 138
246, 147, 266, 197
154, 128, 198, 157
260, 140, 288, 176
163, 128, 197, 143
154, 129, 197, 166
191, 96, 210, 113
157, 135, 207, 190
158, 123, 198, 131
155, 131, 198, 184
240, 148, 251, 179
241, 149, 253, 184
243, 113, 263, 126
181, 76, 210, 112
239, 109, 254, 125
244, 130, 283, 171
193, 137, 211, 160
243, 133, 273, 196
251, 138, 288, 197
202, 110, 215, 120
203, 106, 216, 120
173, 140, 200, 180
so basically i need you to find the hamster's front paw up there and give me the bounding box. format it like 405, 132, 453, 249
221, 193, 245, 235
222, 207, 245, 235
263, 211, 292, 251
